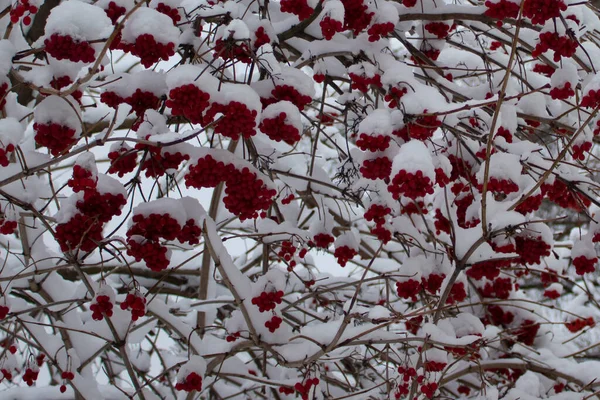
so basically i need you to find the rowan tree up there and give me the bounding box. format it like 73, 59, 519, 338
1, 0, 600, 399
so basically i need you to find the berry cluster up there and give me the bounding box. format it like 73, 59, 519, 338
424, 22, 451, 39
388, 170, 434, 200
542, 179, 590, 212
68, 165, 97, 193
0, 143, 14, 167
128, 213, 182, 241
523, 0, 567, 25
121, 34, 176, 68
120, 292, 147, 321
10, 0, 37, 25
103, 1, 126, 24
311, 232, 334, 249
185, 155, 235, 189
394, 114, 441, 141
515, 235, 551, 265
280, 0, 314, 20
254, 27, 271, 48
33, 122, 77, 156
423, 273, 445, 294
264, 315, 283, 332
176, 372, 203, 392
213, 38, 252, 64
108, 143, 138, 177
264, 85, 313, 110
320, 17, 343, 40
128, 238, 170, 271
295, 378, 319, 400
360, 156, 392, 180
259, 112, 301, 144
22, 367, 39, 386
101, 89, 162, 118
364, 204, 391, 225
226, 331, 241, 342
581, 88, 600, 108
251, 290, 284, 312
485, 177, 519, 195
384, 86, 408, 108
279, 386, 295, 395
90, 295, 113, 321
349, 72, 381, 93
565, 317, 595, 333
0, 305, 9, 319
59, 370, 75, 393
139, 145, 190, 178
550, 82, 574, 100
155, 2, 181, 24
573, 255, 597, 275
333, 245, 357, 267
341, 0, 374, 34
532, 31, 578, 62
367, 22, 395, 42
572, 141, 592, 161
204, 102, 258, 140
223, 167, 277, 220
533, 63, 555, 77
481, 277, 513, 299
484, 0, 519, 21
467, 261, 502, 281
55, 213, 104, 252
166, 84, 211, 124
356, 133, 390, 152
44, 34, 96, 63
396, 279, 420, 301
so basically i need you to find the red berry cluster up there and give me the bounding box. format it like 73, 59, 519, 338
581, 88, 600, 108
264, 315, 283, 332
488, 306, 515, 326
90, 295, 113, 321
484, 0, 519, 20
533, 63, 555, 77
185, 155, 235, 189
55, 213, 104, 252
213, 38, 252, 64
33, 122, 77, 156
176, 372, 203, 392
139, 145, 190, 178
544, 288, 561, 299
424, 22, 451, 39
433, 209, 451, 234
167, 84, 211, 124
572, 141, 592, 161
128, 239, 170, 271
44, 34, 96, 63
68, 165, 97, 193
566, 317, 595, 333
550, 82, 574, 100
76, 189, 127, 224
0, 143, 15, 167
485, 177, 519, 195
396, 279, 420, 301
254, 27, 271, 48
384, 86, 408, 108
101, 89, 162, 118
422, 273, 445, 294
481, 277, 513, 299
264, 85, 312, 110
204, 102, 258, 140
49, 76, 82, 102
361, 156, 392, 180
121, 34, 176, 68
0, 305, 9, 319
341, 0, 374, 35
467, 261, 502, 281
573, 255, 597, 275
259, 112, 301, 144
279, 386, 295, 395
321, 17, 343, 40
513, 320, 540, 346
226, 331, 241, 342
367, 22, 395, 42
532, 31, 578, 62
446, 282, 467, 304
424, 360, 446, 372
280, 0, 314, 20
108, 144, 138, 177
128, 213, 182, 242
104, 1, 126, 24
420, 381, 438, 399
356, 133, 390, 152
61, 371, 75, 382
515, 235, 551, 265
311, 233, 334, 249
395, 114, 441, 141
223, 167, 277, 220
364, 204, 391, 225
542, 179, 590, 211
333, 245, 357, 267
349, 73, 381, 93
388, 170, 434, 200
490, 40, 502, 51
22, 367, 39, 386
155, 2, 181, 24
294, 378, 319, 400
251, 290, 284, 312
523, 0, 567, 25
120, 292, 147, 321
10, 0, 37, 25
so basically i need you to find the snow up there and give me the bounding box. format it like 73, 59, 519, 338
391, 140, 435, 179
43, 0, 113, 41
33, 95, 82, 132
122, 7, 180, 45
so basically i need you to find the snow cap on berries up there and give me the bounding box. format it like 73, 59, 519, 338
391, 140, 435, 179
43, 0, 112, 43
121, 7, 180, 45
0, 118, 24, 149
34, 95, 82, 133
